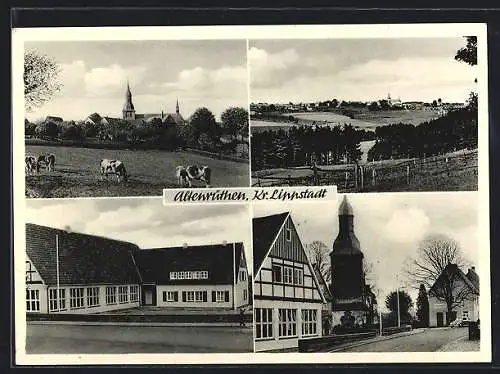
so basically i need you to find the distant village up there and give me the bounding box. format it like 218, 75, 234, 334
250, 93, 466, 116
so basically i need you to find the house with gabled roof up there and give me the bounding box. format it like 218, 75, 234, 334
253, 212, 326, 352
428, 263, 480, 327
25, 223, 250, 314
25, 223, 142, 314
133, 242, 249, 309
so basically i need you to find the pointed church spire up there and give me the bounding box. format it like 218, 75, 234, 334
176, 98, 180, 114
123, 80, 135, 120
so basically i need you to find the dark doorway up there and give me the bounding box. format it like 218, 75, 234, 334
142, 284, 157, 306
436, 312, 444, 327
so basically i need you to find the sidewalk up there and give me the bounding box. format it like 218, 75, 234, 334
437, 336, 480, 352
27, 320, 254, 329
327, 328, 426, 352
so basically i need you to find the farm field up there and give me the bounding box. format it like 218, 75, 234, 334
25, 145, 250, 198
350, 108, 442, 126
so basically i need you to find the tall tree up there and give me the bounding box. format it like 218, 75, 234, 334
220, 107, 249, 138
416, 283, 430, 326
405, 234, 468, 290
385, 290, 413, 324
306, 241, 331, 283
189, 107, 219, 141
24, 49, 62, 112
455, 36, 477, 66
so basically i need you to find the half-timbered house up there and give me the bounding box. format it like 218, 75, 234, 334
253, 212, 326, 352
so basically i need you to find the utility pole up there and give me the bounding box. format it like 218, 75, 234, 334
377, 288, 382, 336
56, 233, 60, 312
397, 286, 401, 328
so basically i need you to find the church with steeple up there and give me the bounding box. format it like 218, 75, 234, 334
330, 195, 378, 327
84, 81, 185, 128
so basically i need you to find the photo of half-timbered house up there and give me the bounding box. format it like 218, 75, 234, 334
252, 212, 327, 352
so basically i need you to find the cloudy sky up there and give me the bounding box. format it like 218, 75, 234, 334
25, 40, 248, 122
249, 38, 478, 104
25, 198, 254, 275
253, 192, 479, 310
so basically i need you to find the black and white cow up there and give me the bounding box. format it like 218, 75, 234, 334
25, 155, 37, 175
176, 165, 211, 188
100, 159, 129, 182
37, 153, 56, 172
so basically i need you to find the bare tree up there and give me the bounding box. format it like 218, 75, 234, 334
24, 49, 62, 112
306, 240, 331, 283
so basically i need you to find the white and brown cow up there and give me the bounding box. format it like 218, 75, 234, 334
25, 155, 37, 175
100, 159, 129, 182
36, 153, 56, 172
176, 165, 211, 188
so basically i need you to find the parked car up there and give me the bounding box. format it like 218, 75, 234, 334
449, 318, 465, 328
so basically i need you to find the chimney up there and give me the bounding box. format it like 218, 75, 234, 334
222, 240, 227, 246
471, 266, 475, 272
183, 242, 188, 249
161, 110, 164, 118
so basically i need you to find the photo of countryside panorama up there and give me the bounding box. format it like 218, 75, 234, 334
24, 40, 250, 198
249, 37, 479, 192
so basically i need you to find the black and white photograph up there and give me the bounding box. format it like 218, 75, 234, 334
24, 198, 253, 354
23, 39, 250, 198
252, 193, 483, 353
249, 37, 480, 192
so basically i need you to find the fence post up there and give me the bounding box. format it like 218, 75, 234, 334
354, 165, 358, 190
372, 169, 376, 186
345, 171, 348, 189
360, 166, 364, 190
288, 174, 292, 186
406, 165, 410, 185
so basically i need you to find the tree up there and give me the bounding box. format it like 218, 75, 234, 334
306, 241, 331, 283
24, 49, 62, 112
405, 234, 468, 290
385, 290, 413, 325
189, 107, 218, 141
35, 121, 59, 139
416, 283, 429, 326
455, 36, 477, 66
221, 107, 249, 138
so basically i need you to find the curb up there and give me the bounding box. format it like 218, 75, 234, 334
27, 321, 254, 328
328, 329, 426, 352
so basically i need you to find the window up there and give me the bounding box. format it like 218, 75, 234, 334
283, 267, 293, 284
243, 289, 248, 301
278, 309, 297, 338
182, 291, 195, 302
26, 289, 40, 312
214, 290, 230, 303
170, 271, 209, 280
293, 268, 303, 286
195, 291, 207, 302
170, 272, 178, 280
49, 289, 66, 312
69, 288, 85, 309
106, 286, 117, 305
272, 265, 282, 283
255, 308, 273, 340
130, 286, 139, 302
163, 291, 178, 302
285, 228, 292, 241
301, 309, 318, 336
239, 270, 246, 282
87, 287, 100, 307
26, 261, 36, 283
118, 286, 128, 303
462, 311, 469, 321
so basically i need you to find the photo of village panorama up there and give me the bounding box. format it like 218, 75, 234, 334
24, 199, 253, 354
23, 40, 250, 198
252, 193, 480, 353
249, 37, 479, 193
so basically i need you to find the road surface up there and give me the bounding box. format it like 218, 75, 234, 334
343, 327, 469, 352
26, 323, 253, 354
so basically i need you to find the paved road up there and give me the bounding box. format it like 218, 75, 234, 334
344, 327, 468, 352
26, 323, 253, 354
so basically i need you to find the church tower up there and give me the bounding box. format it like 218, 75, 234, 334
330, 196, 367, 320
122, 81, 136, 120
176, 98, 180, 115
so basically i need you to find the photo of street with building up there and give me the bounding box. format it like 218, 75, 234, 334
249, 37, 479, 192
24, 40, 250, 198
24, 198, 253, 353
252, 192, 481, 353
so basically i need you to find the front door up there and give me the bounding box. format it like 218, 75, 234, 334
436, 312, 444, 327
142, 284, 157, 306
145, 290, 153, 305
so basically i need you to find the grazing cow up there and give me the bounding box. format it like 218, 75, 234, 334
36, 153, 56, 172
176, 165, 211, 187
25, 156, 37, 175
100, 159, 129, 182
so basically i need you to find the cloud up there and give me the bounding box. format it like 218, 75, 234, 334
248, 47, 301, 88
383, 208, 431, 243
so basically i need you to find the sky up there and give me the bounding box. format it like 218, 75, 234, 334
25, 40, 248, 122
25, 198, 254, 275
249, 38, 478, 104
253, 192, 479, 311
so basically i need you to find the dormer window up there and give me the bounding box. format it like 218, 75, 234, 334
285, 228, 292, 242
